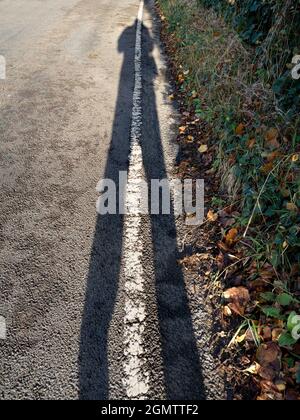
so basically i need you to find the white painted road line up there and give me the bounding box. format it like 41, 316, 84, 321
0, 315, 6, 340
122, 0, 150, 399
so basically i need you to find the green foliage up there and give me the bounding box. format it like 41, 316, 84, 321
277, 293, 294, 306
197, 0, 300, 117
260, 292, 276, 302
287, 311, 300, 332
159, 0, 300, 395
262, 306, 282, 318
159, 0, 300, 274
278, 331, 297, 347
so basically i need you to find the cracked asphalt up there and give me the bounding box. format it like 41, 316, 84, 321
0, 0, 225, 400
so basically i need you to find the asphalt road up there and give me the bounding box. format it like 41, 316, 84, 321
0, 0, 225, 400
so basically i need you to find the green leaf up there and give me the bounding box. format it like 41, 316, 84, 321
287, 311, 300, 333
262, 306, 281, 318
278, 332, 297, 347
276, 293, 293, 306
270, 251, 280, 268
260, 292, 276, 302
283, 357, 295, 369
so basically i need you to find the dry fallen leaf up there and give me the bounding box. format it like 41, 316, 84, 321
275, 381, 286, 392
219, 210, 236, 228
223, 305, 232, 317
267, 150, 282, 162
178, 254, 205, 269
256, 342, 281, 368
235, 123, 245, 136
223, 286, 250, 316
260, 162, 274, 174
198, 144, 208, 153
265, 128, 280, 149
225, 228, 238, 247
272, 328, 283, 341
265, 127, 278, 141
258, 366, 277, 381
260, 326, 272, 342
221, 217, 236, 228
186, 135, 194, 143
177, 74, 185, 84
179, 126, 187, 134
291, 154, 299, 162
286, 202, 298, 212
247, 138, 256, 149
245, 362, 260, 375
217, 241, 230, 253
207, 209, 218, 222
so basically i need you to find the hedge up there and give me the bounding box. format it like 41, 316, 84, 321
197, 0, 300, 117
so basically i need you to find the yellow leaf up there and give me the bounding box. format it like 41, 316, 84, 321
187, 135, 194, 142
236, 333, 246, 344
260, 162, 273, 174
198, 144, 208, 153
168, 94, 175, 101
286, 202, 298, 212
207, 210, 218, 222
244, 362, 260, 375
275, 382, 286, 392
292, 154, 299, 162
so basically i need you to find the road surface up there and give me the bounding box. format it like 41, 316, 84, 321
0, 0, 225, 400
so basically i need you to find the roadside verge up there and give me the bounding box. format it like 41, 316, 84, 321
156, 0, 300, 400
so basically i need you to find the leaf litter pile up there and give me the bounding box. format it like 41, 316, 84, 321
156, 0, 300, 400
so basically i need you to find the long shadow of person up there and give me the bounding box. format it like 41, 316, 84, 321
78, 16, 205, 400
78, 21, 136, 400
